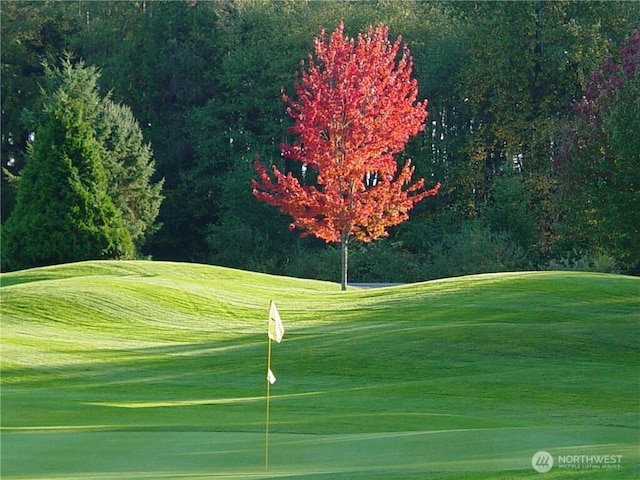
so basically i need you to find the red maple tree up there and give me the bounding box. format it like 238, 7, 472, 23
253, 23, 440, 289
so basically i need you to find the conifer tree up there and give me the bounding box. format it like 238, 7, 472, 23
3, 57, 161, 270
96, 100, 163, 248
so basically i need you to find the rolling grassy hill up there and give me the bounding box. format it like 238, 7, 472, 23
1, 260, 639, 479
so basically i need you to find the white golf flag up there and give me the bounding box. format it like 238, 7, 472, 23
267, 368, 277, 385
268, 301, 285, 343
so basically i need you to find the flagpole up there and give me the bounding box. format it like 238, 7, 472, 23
265, 299, 284, 472
265, 333, 273, 471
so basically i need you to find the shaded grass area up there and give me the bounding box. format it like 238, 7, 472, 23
1, 261, 639, 479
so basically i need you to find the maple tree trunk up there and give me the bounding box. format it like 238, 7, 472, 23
340, 231, 349, 291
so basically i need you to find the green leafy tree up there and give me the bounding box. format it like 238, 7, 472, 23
484, 175, 537, 252
566, 30, 640, 270
449, 1, 640, 263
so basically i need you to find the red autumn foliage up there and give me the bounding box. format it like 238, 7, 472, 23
575, 29, 640, 125
253, 23, 440, 245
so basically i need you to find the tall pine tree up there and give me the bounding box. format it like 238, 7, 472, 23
3, 58, 161, 270
96, 100, 163, 249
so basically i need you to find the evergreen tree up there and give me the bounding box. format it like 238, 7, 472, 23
3, 58, 161, 270
96, 100, 164, 249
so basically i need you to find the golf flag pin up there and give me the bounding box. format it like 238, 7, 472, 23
268, 301, 285, 343
264, 300, 285, 470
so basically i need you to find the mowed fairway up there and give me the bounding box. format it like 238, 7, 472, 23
1, 261, 639, 479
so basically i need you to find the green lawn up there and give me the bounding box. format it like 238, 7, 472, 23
1, 261, 639, 479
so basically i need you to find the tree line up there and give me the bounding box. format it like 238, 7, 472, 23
2, 0, 639, 280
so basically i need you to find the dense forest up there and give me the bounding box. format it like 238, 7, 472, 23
2, 0, 639, 281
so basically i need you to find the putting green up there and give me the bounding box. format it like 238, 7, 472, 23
1, 261, 638, 479
2, 426, 636, 478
